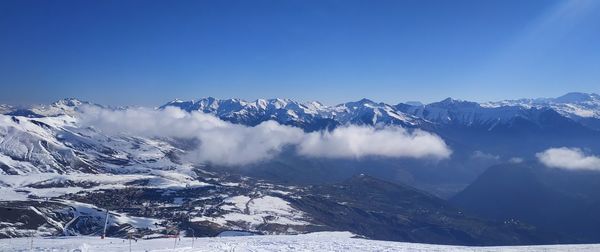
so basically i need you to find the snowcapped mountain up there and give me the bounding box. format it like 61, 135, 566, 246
5, 93, 599, 133
397, 98, 530, 126
396, 97, 582, 133
161, 97, 427, 130
482, 92, 600, 120
477, 92, 600, 130
160, 97, 337, 131
31, 98, 95, 117
331, 98, 423, 127
392, 93, 600, 131
2, 93, 600, 245
158, 93, 600, 132
0, 114, 90, 174
2, 98, 99, 118
0, 112, 186, 176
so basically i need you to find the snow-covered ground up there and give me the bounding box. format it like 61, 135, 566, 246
1, 232, 599, 252
191, 195, 310, 230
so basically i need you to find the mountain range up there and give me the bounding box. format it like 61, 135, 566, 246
3, 92, 599, 132
158, 92, 600, 130
1, 92, 600, 245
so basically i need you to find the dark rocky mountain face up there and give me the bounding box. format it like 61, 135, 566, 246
289, 175, 557, 245
452, 163, 600, 243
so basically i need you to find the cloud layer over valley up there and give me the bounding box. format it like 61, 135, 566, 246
78, 106, 452, 166
536, 147, 600, 171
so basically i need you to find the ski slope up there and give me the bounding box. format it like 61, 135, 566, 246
1, 232, 600, 252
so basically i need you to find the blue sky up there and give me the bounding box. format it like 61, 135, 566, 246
1, 0, 599, 106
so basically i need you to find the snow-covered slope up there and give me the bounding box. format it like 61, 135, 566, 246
1, 98, 98, 118
3, 232, 600, 252
0, 112, 195, 179
483, 92, 600, 119
0, 103, 323, 238
331, 98, 422, 127
29, 98, 95, 117
0, 114, 92, 174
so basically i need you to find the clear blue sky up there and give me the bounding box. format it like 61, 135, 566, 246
1, 0, 599, 106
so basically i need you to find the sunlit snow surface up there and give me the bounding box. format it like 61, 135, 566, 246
1, 232, 600, 252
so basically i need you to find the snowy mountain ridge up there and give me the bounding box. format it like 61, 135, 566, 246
158, 92, 600, 130
160, 97, 424, 129
3, 92, 599, 131
1, 92, 598, 178
2, 93, 600, 244
482, 92, 600, 119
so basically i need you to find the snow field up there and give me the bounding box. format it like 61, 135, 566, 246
1, 232, 600, 252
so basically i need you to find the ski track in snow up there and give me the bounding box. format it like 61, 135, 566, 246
1, 232, 600, 252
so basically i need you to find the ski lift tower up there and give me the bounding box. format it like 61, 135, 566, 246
127, 229, 137, 252
101, 209, 110, 239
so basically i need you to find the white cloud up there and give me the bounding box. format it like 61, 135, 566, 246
298, 126, 451, 159
536, 147, 600, 171
471, 151, 500, 160
79, 106, 304, 166
508, 157, 524, 164
78, 106, 451, 166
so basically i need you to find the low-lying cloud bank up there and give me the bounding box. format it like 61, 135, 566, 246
536, 147, 600, 171
78, 106, 451, 165
298, 126, 451, 159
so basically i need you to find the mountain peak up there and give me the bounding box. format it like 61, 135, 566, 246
553, 92, 599, 104
358, 98, 375, 104
343, 98, 377, 107
430, 97, 479, 108
441, 97, 455, 103
52, 98, 88, 107
404, 101, 424, 107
